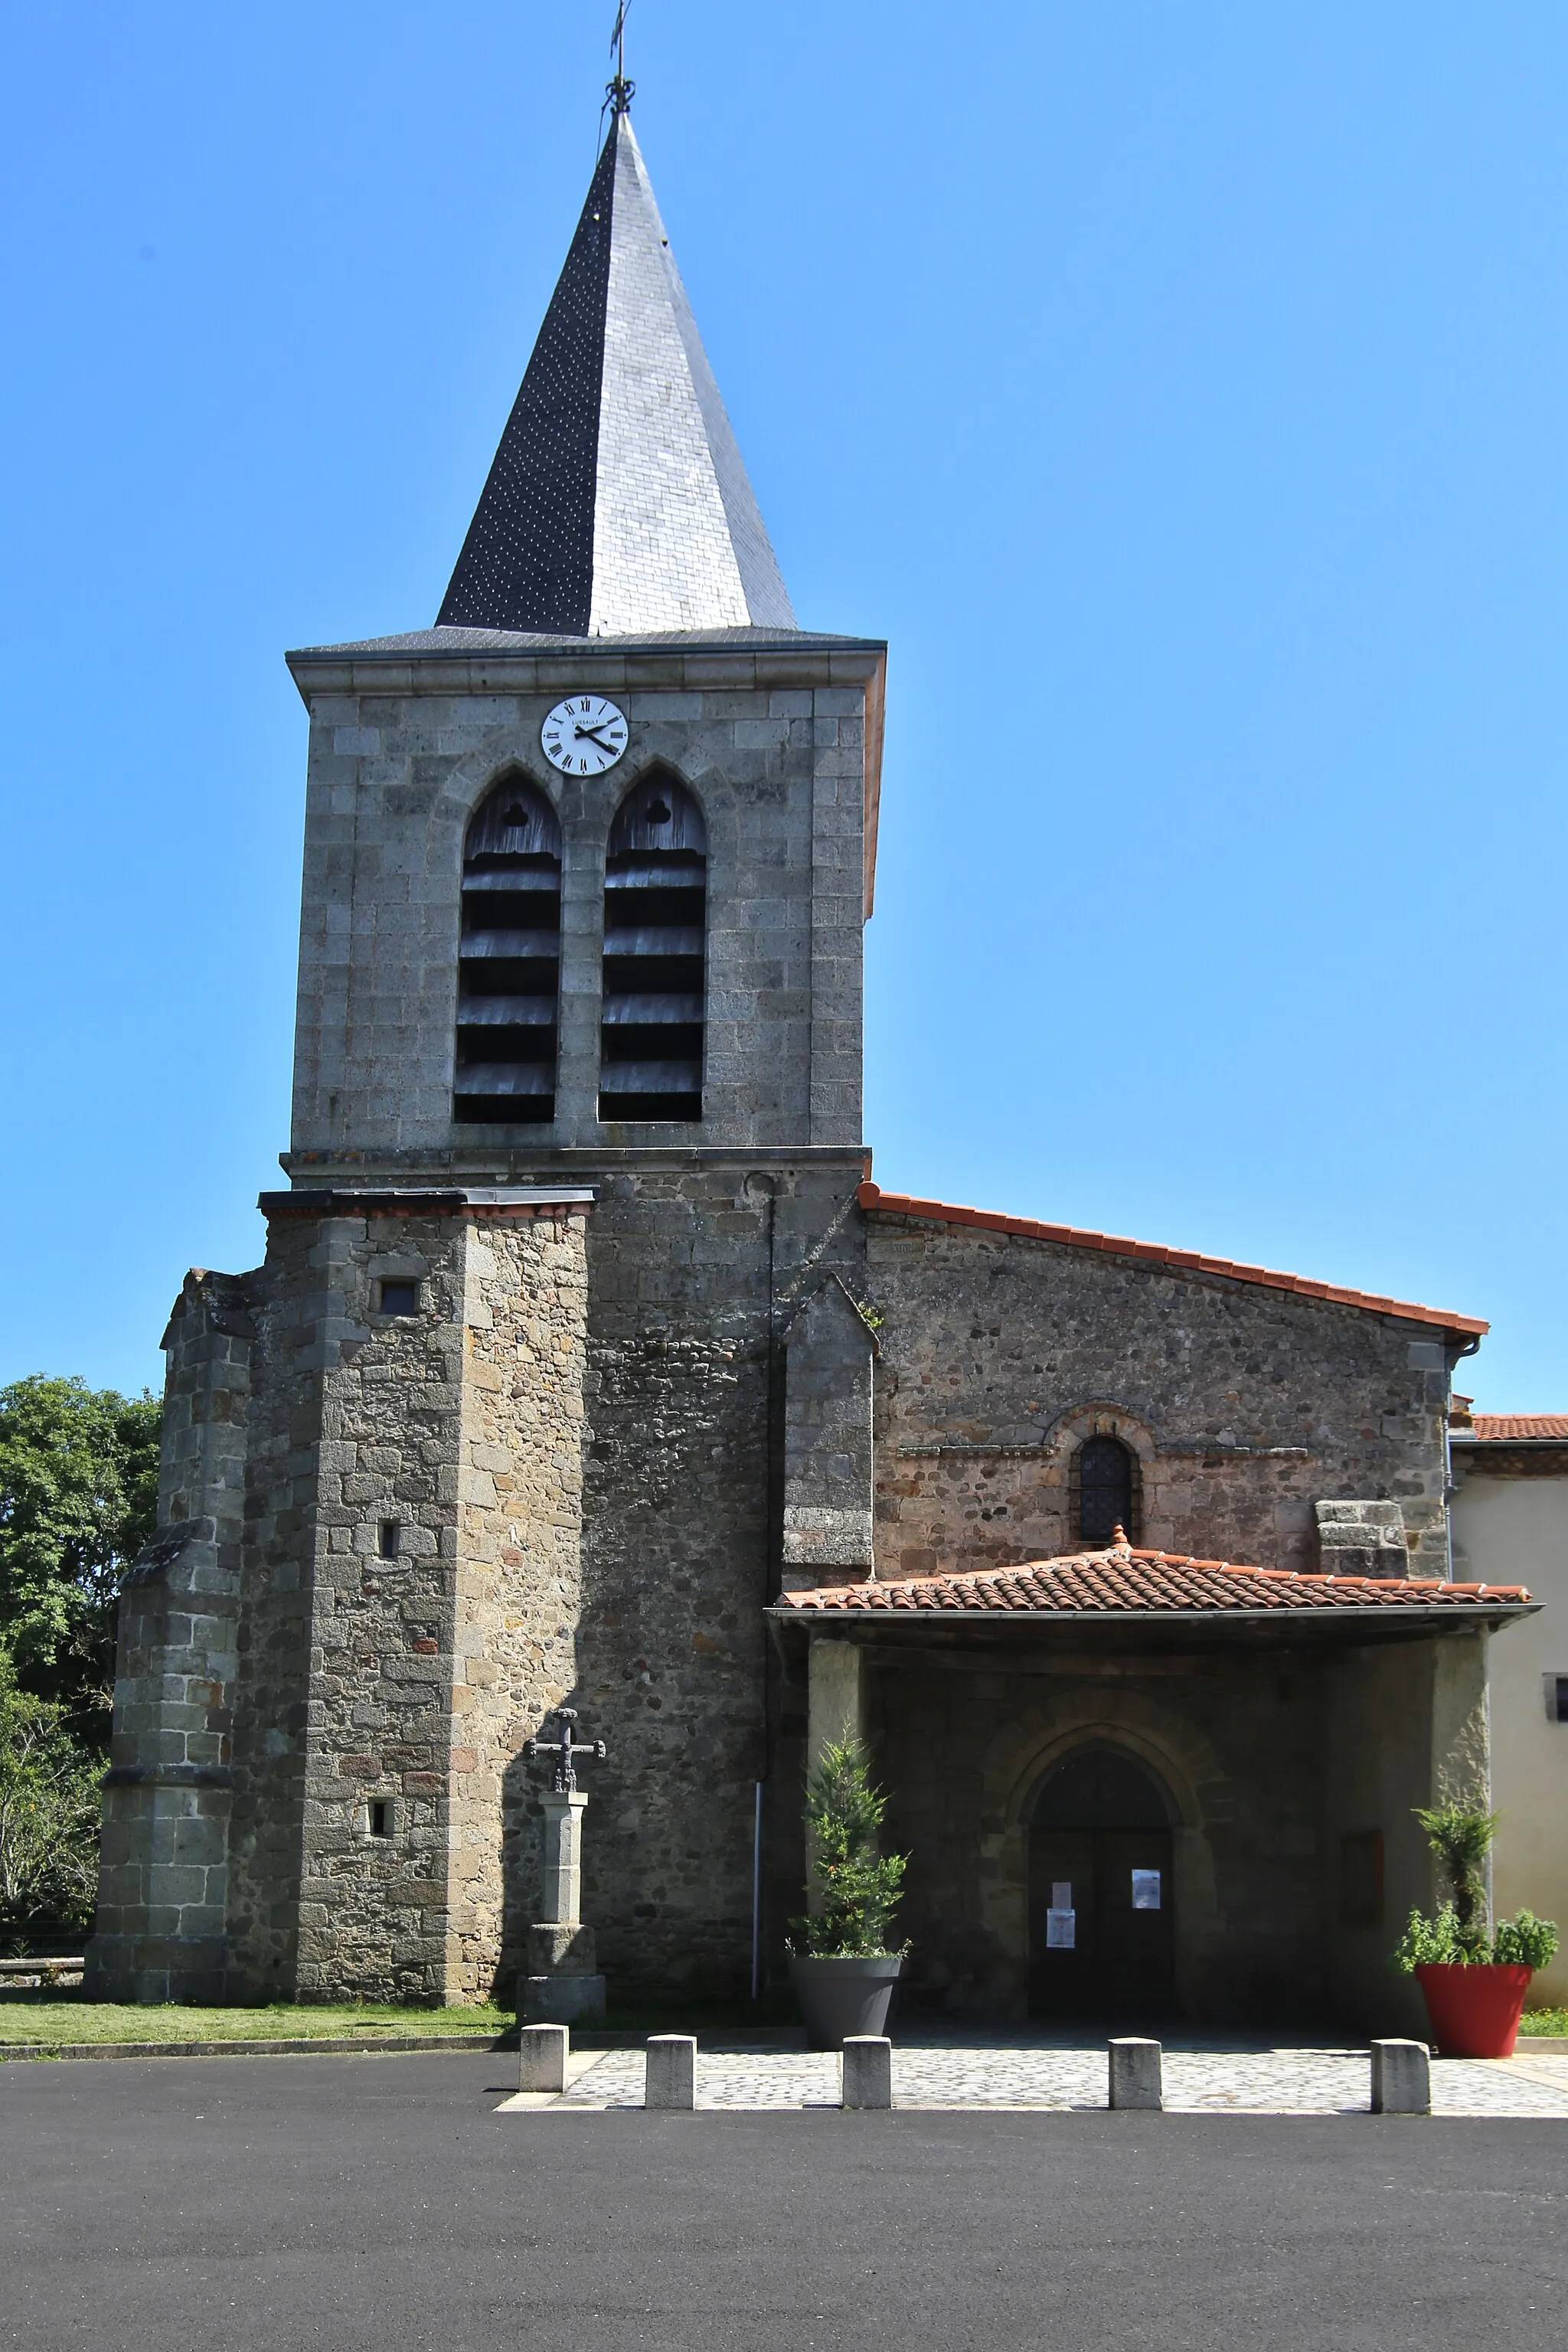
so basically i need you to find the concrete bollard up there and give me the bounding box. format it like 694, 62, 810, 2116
1109, 2037, 1163, 2110
1370, 2039, 1431, 2115
645, 2035, 697, 2110
518, 2023, 569, 2094
841, 2036, 893, 2110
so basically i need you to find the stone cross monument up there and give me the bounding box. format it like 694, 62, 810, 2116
521, 1708, 608, 2023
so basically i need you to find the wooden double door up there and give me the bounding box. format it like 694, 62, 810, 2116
1028, 1749, 1177, 2021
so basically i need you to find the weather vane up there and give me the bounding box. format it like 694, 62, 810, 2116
606, 0, 635, 116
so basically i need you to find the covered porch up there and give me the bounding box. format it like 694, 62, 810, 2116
769, 1544, 1534, 2036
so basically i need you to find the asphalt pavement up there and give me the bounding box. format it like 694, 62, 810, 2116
2, 2050, 1565, 2350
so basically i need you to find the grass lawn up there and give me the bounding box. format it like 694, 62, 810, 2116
0, 1994, 511, 2047
0, 1988, 799, 2048
21, 1989, 1556, 2047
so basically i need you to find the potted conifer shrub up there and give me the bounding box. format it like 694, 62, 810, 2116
1393, 1795, 1560, 2058
789, 1738, 908, 2050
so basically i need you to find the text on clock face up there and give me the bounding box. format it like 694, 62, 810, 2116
541, 695, 629, 775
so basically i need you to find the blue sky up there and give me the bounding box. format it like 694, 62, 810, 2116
2, 2, 1564, 1406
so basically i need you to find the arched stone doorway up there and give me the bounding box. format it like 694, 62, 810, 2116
1028, 1746, 1178, 2020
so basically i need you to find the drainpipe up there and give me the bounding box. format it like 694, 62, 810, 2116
751, 1780, 764, 2002
744, 1172, 781, 2001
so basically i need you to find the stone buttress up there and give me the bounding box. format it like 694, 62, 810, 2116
87, 1272, 253, 2003
88, 1190, 591, 2004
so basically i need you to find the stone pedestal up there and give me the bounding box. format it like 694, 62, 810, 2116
522, 1967, 606, 2024
521, 1791, 606, 2024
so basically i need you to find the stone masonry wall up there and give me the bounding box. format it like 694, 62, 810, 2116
572, 1158, 868, 1999
451, 1210, 588, 1997
223, 1210, 358, 1999
284, 642, 877, 1162
864, 1214, 1455, 1581
224, 1198, 589, 2004
282, 1206, 469, 2004
782, 1275, 877, 1583
217, 1163, 867, 2010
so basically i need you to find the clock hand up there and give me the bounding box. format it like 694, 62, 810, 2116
574, 724, 622, 750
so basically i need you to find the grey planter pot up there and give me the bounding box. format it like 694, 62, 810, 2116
791, 1954, 903, 2049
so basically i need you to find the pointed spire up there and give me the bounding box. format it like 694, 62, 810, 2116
437, 113, 794, 638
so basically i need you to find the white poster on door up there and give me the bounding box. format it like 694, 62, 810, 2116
1046, 1908, 1076, 1949
1131, 1869, 1162, 1910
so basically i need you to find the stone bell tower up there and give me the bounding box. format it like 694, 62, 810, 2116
90, 85, 886, 2007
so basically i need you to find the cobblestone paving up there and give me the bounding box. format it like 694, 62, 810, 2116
1434, 2055, 1568, 2117
541, 2041, 1568, 2115
557, 2051, 838, 2109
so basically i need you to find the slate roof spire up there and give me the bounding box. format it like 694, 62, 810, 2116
437, 106, 795, 638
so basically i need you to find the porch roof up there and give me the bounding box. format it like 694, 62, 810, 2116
773, 1544, 1534, 1626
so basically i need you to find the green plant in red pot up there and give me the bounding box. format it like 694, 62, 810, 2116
1393, 1795, 1560, 2058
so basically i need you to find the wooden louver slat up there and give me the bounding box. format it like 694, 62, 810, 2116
599, 770, 706, 1125
453, 776, 562, 1127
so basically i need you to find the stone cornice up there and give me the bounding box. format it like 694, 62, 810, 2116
284, 636, 887, 701
279, 1146, 871, 1180
258, 1185, 594, 1220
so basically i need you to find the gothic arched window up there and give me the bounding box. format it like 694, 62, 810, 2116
1075, 1433, 1137, 1547
453, 776, 561, 1126
599, 771, 706, 1123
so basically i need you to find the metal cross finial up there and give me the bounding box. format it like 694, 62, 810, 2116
524, 1706, 606, 1795
606, 0, 635, 115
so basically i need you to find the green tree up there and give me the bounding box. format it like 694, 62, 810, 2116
0, 1376, 160, 1730
0, 1642, 103, 1937
790, 1738, 908, 1958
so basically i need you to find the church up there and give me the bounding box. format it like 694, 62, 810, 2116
87, 83, 1533, 2033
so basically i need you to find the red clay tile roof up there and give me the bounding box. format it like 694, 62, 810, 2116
776, 1547, 1530, 1616
857, 1183, 1488, 1339
1468, 1415, 1568, 1442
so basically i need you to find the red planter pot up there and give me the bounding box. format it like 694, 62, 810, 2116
1413, 1963, 1533, 2058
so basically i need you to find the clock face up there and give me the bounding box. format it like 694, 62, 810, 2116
541, 695, 629, 776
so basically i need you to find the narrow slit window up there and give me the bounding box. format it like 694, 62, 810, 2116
599, 772, 706, 1123
377, 1521, 400, 1560
368, 1800, 391, 1839
1075, 1433, 1137, 1546
454, 776, 562, 1126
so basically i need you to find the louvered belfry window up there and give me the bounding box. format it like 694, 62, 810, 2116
599, 773, 706, 1122
452, 777, 561, 1125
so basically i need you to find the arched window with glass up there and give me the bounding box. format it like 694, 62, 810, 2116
1073, 1432, 1138, 1547
452, 776, 561, 1125
599, 769, 706, 1123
